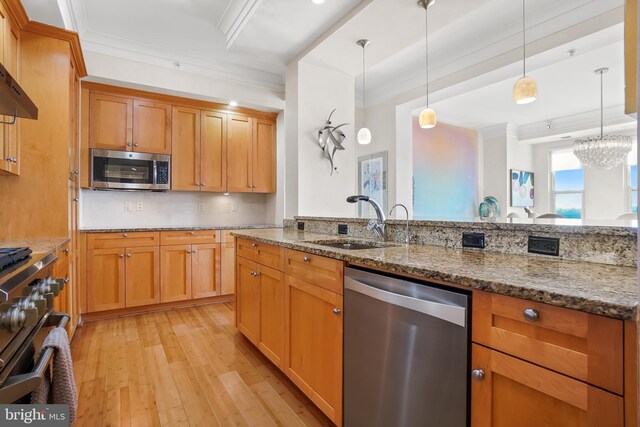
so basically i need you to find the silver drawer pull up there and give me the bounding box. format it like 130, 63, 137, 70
189, 231, 195, 235
119, 254, 124, 258
126, 253, 132, 257
123, 233, 128, 237
303, 256, 311, 263
471, 369, 485, 381
523, 308, 539, 322
251, 243, 257, 248
333, 308, 341, 316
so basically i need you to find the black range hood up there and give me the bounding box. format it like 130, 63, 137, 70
0, 61, 37, 121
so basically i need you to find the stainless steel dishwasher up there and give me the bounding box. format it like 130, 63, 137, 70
344, 267, 469, 427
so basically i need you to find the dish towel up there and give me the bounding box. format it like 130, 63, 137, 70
31, 327, 78, 423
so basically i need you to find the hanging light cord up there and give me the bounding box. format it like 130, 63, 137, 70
362, 43, 366, 126
599, 69, 604, 139
425, 3, 430, 107
522, 0, 526, 77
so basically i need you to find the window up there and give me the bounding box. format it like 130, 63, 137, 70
626, 143, 638, 213
550, 148, 584, 219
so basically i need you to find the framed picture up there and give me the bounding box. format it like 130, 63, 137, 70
358, 152, 387, 217
510, 169, 534, 207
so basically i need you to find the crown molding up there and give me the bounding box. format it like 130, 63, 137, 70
217, 0, 263, 50
4, 0, 28, 28
22, 20, 87, 76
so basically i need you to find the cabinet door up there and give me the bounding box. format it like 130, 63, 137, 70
220, 233, 235, 295
285, 275, 342, 424
236, 257, 260, 345
133, 100, 171, 154
125, 246, 160, 307
160, 245, 192, 302
89, 93, 133, 151
258, 264, 285, 369
2, 18, 19, 175
200, 110, 226, 192
192, 243, 220, 299
252, 118, 276, 193
0, 3, 6, 174
226, 115, 252, 192
471, 344, 623, 427
69, 59, 80, 181
87, 248, 126, 312
171, 106, 200, 191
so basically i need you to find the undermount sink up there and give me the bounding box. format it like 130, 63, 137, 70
304, 239, 397, 250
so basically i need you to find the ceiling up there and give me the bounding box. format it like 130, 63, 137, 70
22, 0, 365, 91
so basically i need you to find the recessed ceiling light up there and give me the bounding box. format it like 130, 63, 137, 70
229, 100, 238, 107
312, 0, 325, 4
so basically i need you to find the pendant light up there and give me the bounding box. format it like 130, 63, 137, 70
573, 68, 632, 169
513, 0, 537, 104
418, 0, 436, 129
356, 39, 372, 145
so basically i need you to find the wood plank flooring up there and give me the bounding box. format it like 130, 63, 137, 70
71, 302, 334, 427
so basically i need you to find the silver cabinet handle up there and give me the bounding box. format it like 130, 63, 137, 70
471, 369, 485, 381
133, 143, 139, 147
127, 253, 132, 257
189, 231, 195, 235
201, 182, 205, 186
303, 256, 311, 263
333, 308, 341, 316
123, 233, 128, 237
191, 250, 197, 254
523, 308, 539, 322
127, 142, 132, 146
73, 198, 79, 202
251, 243, 257, 248
63, 278, 70, 284
63, 248, 69, 254
119, 254, 124, 258
73, 170, 79, 175
250, 271, 257, 276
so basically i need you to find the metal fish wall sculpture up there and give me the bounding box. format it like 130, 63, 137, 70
317, 109, 349, 175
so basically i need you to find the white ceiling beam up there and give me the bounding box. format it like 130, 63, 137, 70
217, 0, 263, 50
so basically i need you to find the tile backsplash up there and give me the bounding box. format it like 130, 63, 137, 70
81, 190, 270, 229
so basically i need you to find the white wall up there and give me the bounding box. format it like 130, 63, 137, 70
533, 141, 627, 220
296, 61, 357, 217
265, 112, 286, 225
80, 190, 270, 229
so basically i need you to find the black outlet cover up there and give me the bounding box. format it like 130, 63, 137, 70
338, 224, 348, 235
462, 232, 485, 248
528, 236, 560, 256
297, 222, 304, 231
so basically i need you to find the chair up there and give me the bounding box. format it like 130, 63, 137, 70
617, 213, 637, 220
506, 212, 520, 219
537, 213, 565, 219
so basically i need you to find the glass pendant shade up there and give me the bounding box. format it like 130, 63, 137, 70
513, 76, 537, 104
419, 107, 437, 129
573, 135, 632, 169
357, 127, 372, 145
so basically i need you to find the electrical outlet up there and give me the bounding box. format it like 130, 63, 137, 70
136, 201, 144, 211
528, 236, 560, 256
198, 203, 206, 213
231, 202, 238, 212
462, 232, 485, 248
124, 201, 133, 212
297, 222, 305, 231
338, 224, 348, 235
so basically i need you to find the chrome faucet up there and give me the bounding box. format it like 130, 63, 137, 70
390, 203, 410, 244
347, 195, 386, 240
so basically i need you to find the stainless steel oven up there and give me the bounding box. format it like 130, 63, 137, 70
91, 149, 170, 191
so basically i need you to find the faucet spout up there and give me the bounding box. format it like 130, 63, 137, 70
347, 195, 386, 240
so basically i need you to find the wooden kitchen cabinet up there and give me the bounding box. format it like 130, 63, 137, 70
124, 246, 160, 307
160, 245, 192, 303
236, 255, 285, 368
191, 243, 221, 299
471, 343, 623, 427
87, 247, 126, 312
89, 92, 133, 151
132, 100, 171, 154
227, 115, 276, 193
172, 107, 226, 191
221, 231, 237, 295
285, 275, 343, 425
0, 5, 20, 176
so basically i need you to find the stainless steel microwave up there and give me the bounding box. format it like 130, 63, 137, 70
91, 149, 170, 191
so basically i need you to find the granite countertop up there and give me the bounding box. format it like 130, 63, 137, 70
81, 224, 281, 233
0, 237, 70, 254
232, 229, 638, 320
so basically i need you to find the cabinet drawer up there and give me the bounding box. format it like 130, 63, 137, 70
236, 238, 284, 271
472, 291, 623, 394
160, 230, 220, 245
87, 232, 159, 249
285, 250, 343, 295
54, 243, 70, 275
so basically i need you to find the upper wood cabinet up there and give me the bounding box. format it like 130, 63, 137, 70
0, 5, 19, 176
625, 0, 637, 115
172, 107, 226, 191
227, 115, 276, 193
88, 93, 171, 154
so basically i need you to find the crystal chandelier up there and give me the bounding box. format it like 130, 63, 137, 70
573, 68, 632, 169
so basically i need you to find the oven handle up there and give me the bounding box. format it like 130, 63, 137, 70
0, 312, 69, 404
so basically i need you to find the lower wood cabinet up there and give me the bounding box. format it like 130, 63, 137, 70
471, 343, 624, 427
284, 275, 343, 425
87, 246, 159, 312
161, 243, 221, 303
236, 256, 285, 368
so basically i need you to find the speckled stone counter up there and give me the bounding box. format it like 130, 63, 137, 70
232, 228, 638, 320
0, 237, 70, 255
80, 224, 280, 233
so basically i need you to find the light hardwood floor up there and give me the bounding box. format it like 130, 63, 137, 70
71, 302, 334, 426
